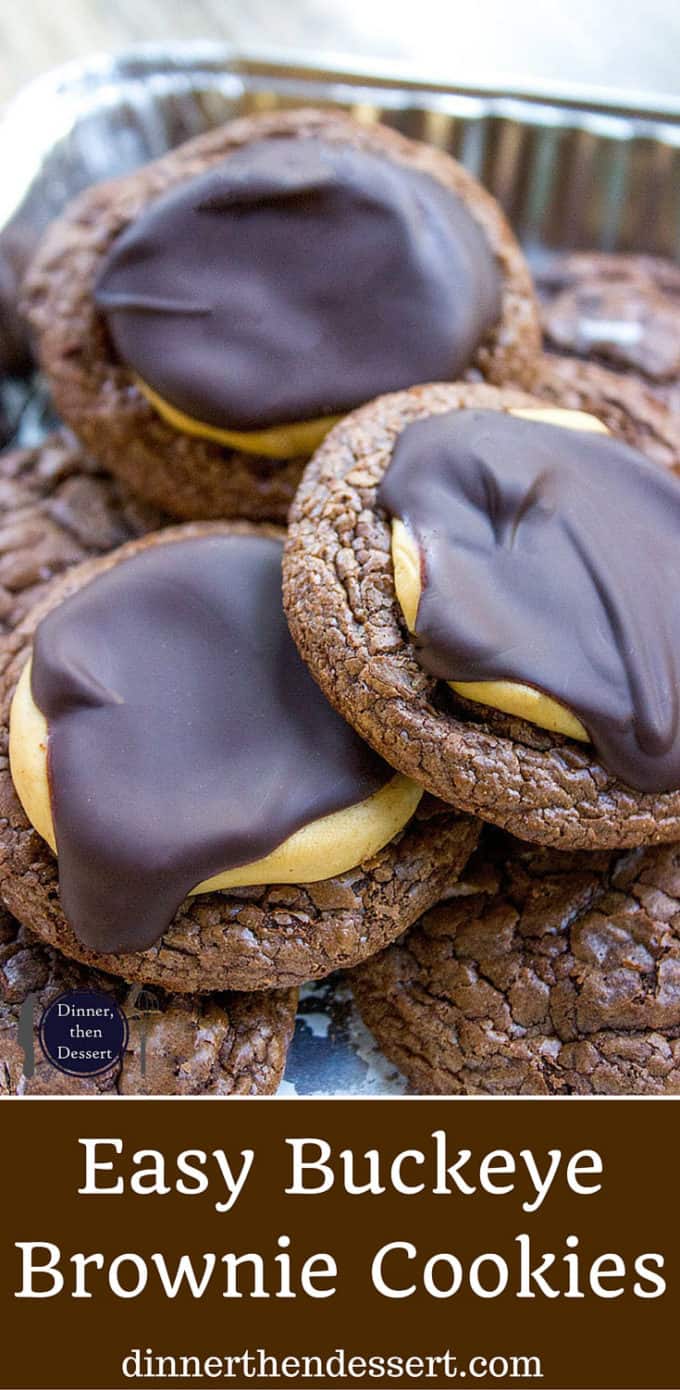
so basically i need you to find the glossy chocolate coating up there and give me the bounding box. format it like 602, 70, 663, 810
94, 136, 501, 431
30, 534, 392, 953
378, 408, 680, 793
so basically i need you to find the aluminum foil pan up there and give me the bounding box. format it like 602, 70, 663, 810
1, 42, 679, 1093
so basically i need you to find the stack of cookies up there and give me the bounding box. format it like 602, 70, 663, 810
1, 108, 678, 1095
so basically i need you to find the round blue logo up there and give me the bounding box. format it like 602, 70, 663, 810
38, 989, 129, 1077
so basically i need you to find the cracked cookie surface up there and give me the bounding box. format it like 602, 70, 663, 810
350, 830, 680, 1095
0, 431, 165, 634
283, 371, 680, 849
0, 908, 297, 1095
536, 252, 680, 411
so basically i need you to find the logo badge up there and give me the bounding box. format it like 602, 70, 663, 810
38, 989, 129, 1078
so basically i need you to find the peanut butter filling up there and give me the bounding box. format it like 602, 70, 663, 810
137, 379, 341, 460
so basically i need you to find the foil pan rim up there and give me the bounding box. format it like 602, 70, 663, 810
3, 38, 680, 126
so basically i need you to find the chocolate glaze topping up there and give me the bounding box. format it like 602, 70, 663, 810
94, 137, 501, 431
30, 534, 392, 953
378, 409, 680, 793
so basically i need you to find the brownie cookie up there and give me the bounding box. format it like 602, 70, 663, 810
0, 520, 479, 992
23, 107, 539, 523
530, 352, 680, 472
0, 431, 165, 635
536, 252, 680, 410
0, 908, 297, 1096
284, 372, 680, 850
350, 830, 680, 1095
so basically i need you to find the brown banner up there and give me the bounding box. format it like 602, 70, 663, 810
1, 1098, 678, 1390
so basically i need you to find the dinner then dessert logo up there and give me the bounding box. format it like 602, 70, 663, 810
36, 990, 130, 1078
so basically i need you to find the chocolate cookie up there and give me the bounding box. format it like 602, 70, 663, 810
0, 908, 297, 1096
350, 830, 680, 1095
530, 352, 680, 472
283, 370, 680, 850
23, 107, 539, 524
0, 508, 479, 991
536, 252, 680, 410
0, 432, 165, 636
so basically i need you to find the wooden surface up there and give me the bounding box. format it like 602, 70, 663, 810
1, 0, 679, 108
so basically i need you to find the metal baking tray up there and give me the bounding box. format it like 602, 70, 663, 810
1, 42, 679, 1095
